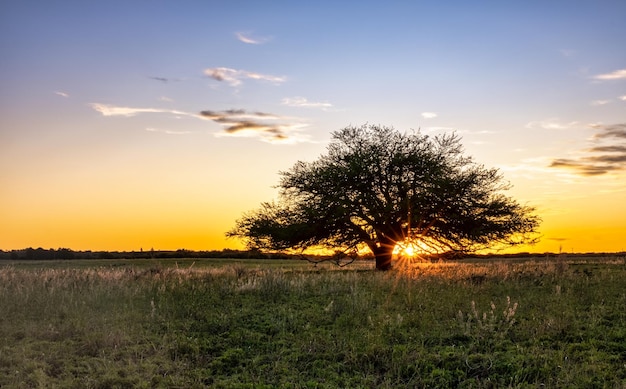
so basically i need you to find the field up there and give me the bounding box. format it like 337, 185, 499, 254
1, 256, 625, 388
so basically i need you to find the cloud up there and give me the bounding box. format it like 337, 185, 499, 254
55, 91, 69, 98
235, 31, 270, 45
145, 128, 194, 135
592, 123, 626, 139
591, 99, 611, 106
592, 68, 626, 80
588, 145, 626, 153
620, 95, 626, 101
149, 76, 182, 83
281, 97, 332, 109
90, 103, 164, 117
89, 103, 195, 118
204, 67, 286, 87
549, 123, 626, 175
549, 159, 618, 176
497, 158, 555, 175
525, 119, 579, 130
90, 102, 308, 143
421, 112, 438, 119
422, 126, 456, 133
200, 109, 308, 143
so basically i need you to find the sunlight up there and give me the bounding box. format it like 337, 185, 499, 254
393, 238, 427, 256
393, 242, 415, 257
393, 238, 430, 269
402, 244, 417, 257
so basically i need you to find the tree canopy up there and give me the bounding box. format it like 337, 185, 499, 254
227, 124, 540, 270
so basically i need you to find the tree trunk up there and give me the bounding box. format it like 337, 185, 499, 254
373, 245, 394, 271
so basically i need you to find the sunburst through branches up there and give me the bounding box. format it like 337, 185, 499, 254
392, 238, 433, 269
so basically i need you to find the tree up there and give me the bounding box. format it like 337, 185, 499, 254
227, 124, 540, 270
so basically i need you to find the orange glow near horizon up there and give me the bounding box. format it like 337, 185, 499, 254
2, 188, 624, 253
1, 198, 625, 253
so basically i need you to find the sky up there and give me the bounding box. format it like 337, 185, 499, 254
1, 1, 625, 254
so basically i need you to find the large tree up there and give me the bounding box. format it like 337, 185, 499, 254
228, 125, 540, 270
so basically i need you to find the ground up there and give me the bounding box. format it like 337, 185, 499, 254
1, 256, 625, 387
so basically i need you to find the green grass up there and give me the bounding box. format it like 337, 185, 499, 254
1, 256, 625, 387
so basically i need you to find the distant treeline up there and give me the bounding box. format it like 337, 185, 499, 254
0, 248, 296, 261
0, 247, 624, 261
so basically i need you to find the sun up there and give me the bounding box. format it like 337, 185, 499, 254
393, 238, 428, 267
393, 242, 417, 257
393, 238, 425, 255
402, 244, 417, 257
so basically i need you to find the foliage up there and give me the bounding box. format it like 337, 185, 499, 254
1, 257, 625, 387
228, 124, 540, 269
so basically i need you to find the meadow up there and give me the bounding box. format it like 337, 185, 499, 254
1, 256, 625, 388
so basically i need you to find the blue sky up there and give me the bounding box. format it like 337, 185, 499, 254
1, 1, 625, 252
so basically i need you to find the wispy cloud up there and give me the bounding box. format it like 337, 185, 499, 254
281, 97, 332, 109
89, 103, 195, 118
149, 76, 182, 83
592, 68, 626, 80
422, 126, 456, 133
235, 31, 271, 45
591, 123, 626, 140
90, 104, 165, 117
525, 118, 579, 130
200, 109, 308, 144
620, 95, 626, 101
421, 112, 438, 119
146, 128, 194, 135
204, 67, 286, 87
591, 99, 611, 106
55, 91, 69, 98
497, 158, 555, 175
549, 123, 626, 176
90, 103, 308, 143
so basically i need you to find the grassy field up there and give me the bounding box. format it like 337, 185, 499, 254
1, 256, 625, 388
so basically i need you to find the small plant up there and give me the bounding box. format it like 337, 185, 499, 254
555, 253, 568, 276
457, 296, 518, 341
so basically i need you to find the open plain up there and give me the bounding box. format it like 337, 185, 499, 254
1, 256, 625, 388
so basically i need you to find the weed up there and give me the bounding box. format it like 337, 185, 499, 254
457, 296, 518, 342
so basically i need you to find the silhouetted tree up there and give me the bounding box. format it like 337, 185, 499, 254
228, 125, 540, 270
